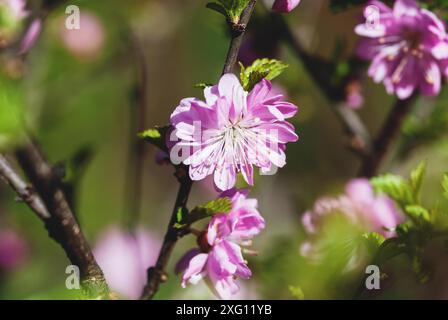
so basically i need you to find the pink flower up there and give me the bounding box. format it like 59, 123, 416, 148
94, 227, 161, 299
302, 178, 404, 239
170, 74, 298, 191
355, 0, 448, 99
345, 178, 404, 238
19, 18, 41, 54
176, 189, 264, 299
0, 229, 28, 271
59, 11, 105, 60
345, 80, 364, 109
4, 0, 28, 20
272, 0, 301, 13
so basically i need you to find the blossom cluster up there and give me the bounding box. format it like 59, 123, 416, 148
169, 73, 298, 191
175, 189, 265, 299
355, 0, 448, 99
0, 0, 41, 53
301, 179, 404, 263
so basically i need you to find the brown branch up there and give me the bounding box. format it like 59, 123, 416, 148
140, 0, 257, 300
15, 139, 109, 297
125, 31, 148, 231
272, 14, 372, 156
222, 0, 258, 74
140, 169, 192, 300
358, 95, 417, 177
0, 154, 50, 219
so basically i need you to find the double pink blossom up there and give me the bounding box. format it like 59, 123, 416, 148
355, 0, 448, 99
94, 227, 161, 300
301, 179, 404, 265
170, 74, 298, 191
302, 178, 404, 240
176, 189, 265, 299
272, 0, 301, 13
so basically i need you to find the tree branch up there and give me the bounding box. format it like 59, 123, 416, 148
358, 95, 417, 177
140, 169, 192, 300
272, 14, 372, 156
140, 0, 257, 300
15, 139, 109, 297
125, 31, 149, 231
222, 0, 258, 74
0, 154, 50, 219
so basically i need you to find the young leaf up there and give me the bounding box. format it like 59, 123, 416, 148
410, 160, 426, 201
289, 285, 305, 300
174, 207, 189, 229
405, 205, 431, 224
239, 59, 288, 91
206, 2, 228, 18
139, 126, 170, 152
370, 174, 414, 208
411, 254, 431, 284
442, 173, 448, 200
176, 197, 233, 228
206, 0, 251, 24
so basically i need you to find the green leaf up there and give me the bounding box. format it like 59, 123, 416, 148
370, 174, 414, 208
411, 254, 431, 284
180, 197, 232, 227
0, 74, 25, 149
363, 232, 385, 246
139, 126, 170, 152
442, 173, 448, 200
405, 205, 431, 224
206, 2, 228, 18
174, 207, 189, 229
206, 0, 251, 24
410, 160, 426, 202
194, 82, 213, 89
288, 285, 305, 300
374, 238, 406, 266
239, 59, 288, 91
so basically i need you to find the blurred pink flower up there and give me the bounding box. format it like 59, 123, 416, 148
59, 11, 105, 60
176, 189, 264, 299
4, 0, 28, 20
302, 178, 404, 239
345, 81, 364, 109
0, 229, 28, 271
272, 0, 301, 13
94, 227, 161, 299
19, 18, 41, 54
355, 0, 448, 99
170, 73, 298, 191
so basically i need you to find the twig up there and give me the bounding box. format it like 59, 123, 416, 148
222, 0, 258, 74
140, 0, 257, 300
125, 31, 148, 231
15, 139, 109, 297
0, 154, 50, 219
358, 95, 417, 177
272, 14, 372, 156
140, 169, 192, 300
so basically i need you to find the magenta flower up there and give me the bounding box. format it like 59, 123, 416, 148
19, 18, 41, 54
4, 0, 28, 20
59, 11, 105, 60
0, 229, 28, 271
94, 227, 161, 300
302, 178, 404, 240
355, 0, 448, 99
176, 189, 265, 299
272, 0, 301, 13
170, 74, 298, 191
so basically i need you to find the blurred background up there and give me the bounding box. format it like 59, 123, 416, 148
1, 0, 448, 299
